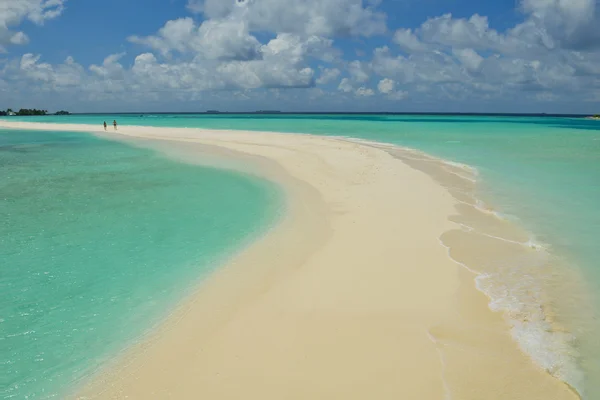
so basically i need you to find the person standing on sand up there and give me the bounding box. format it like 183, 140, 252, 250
103, 121, 107, 131
113, 120, 117, 131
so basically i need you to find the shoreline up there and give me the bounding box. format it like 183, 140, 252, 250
0, 121, 580, 399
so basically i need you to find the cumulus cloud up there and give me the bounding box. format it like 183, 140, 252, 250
372, 0, 600, 103
356, 87, 374, 96
9, 32, 29, 46
377, 78, 395, 93
452, 48, 484, 72
377, 78, 408, 100
122, 14, 347, 93
337, 77, 380, 98
521, 0, 600, 49
7, 34, 318, 100
131, 49, 314, 92
15, 53, 84, 88
347, 60, 370, 82
393, 28, 429, 53
392, 0, 600, 56
2, 0, 600, 111
89, 53, 127, 80
338, 77, 354, 93
0, 0, 66, 51
187, 0, 387, 37
316, 67, 341, 84
129, 17, 262, 61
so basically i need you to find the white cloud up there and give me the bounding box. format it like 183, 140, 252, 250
89, 53, 126, 80
129, 50, 315, 92
128, 18, 196, 57
419, 14, 500, 50
188, 0, 387, 37
338, 77, 377, 97
377, 78, 395, 93
365, 0, 600, 105
9, 32, 29, 45
338, 77, 354, 93
16, 53, 84, 88
393, 28, 429, 53
356, 87, 374, 96
316, 67, 341, 84
0, 0, 66, 51
129, 17, 262, 61
2, 0, 600, 112
124, 17, 342, 92
520, 0, 599, 49
377, 78, 407, 100
261, 34, 339, 64
347, 60, 370, 82
452, 48, 484, 72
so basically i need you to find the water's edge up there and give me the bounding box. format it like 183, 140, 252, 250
67, 132, 290, 398
348, 138, 589, 399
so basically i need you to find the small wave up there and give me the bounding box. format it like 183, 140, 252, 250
456, 222, 548, 251
442, 165, 477, 183
427, 330, 453, 400
475, 273, 585, 398
524, 239, 547, 251
444, 160, 479, 176
341, 137, 399, 149
442, 217, 584, 397
438, 237, 481, 275
473, 199, 507, 220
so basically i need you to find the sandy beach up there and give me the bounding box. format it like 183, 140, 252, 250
0, 121, 579, 399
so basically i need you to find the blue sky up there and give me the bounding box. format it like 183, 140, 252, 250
1, 0, 599, 113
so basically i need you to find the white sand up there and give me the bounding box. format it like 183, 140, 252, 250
0, 121, 578, 399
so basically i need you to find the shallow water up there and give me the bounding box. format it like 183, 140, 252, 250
0, 129, 281, 399
17, 114, 598, 287
4, 114, 600, 397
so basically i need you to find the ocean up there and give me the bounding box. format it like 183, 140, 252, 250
0, 128, 281, 398
2, 114, 599, 398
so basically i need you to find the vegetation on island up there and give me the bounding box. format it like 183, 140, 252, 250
0, 108, 70, 116
15, 109, 48, 116
587, 114, 600, 120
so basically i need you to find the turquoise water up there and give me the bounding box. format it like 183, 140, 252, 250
3, 114, 600, 397
14, 114, 598, 286
0, 129, 281, 399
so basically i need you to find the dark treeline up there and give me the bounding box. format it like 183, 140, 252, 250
0, 109, 70, 116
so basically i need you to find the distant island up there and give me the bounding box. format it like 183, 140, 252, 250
255, 110, 281, 114
206, 110, 221, 114
0, 108, 70, 116
587, 114, 600, 120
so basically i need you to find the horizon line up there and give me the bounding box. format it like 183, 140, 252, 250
12, 111, 595, 117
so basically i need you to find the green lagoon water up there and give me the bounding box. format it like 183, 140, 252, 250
2, 114, 599, 398
0, 128, 281, 398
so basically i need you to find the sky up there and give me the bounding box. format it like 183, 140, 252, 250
0, 0, 599, 113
